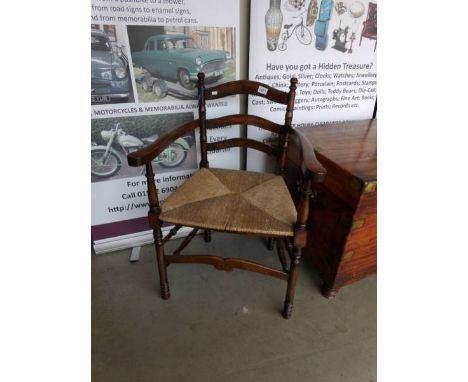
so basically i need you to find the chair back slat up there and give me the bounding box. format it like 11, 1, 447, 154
206, 114, 285, 135
205, 80, 289, 105
207, 138, 279, 157
197, 73, 298, 174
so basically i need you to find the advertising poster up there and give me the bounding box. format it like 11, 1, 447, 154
248, 0, 377, 172
91, 0, 240, 253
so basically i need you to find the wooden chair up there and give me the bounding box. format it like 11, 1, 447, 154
127, 73, 326, 319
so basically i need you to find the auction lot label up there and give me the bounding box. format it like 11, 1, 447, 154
91, 0, 240, 249
248, 0, 377, 172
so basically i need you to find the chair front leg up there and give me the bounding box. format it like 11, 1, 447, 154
145, 163, 170, 300
154, 227, 170, 299
282, 171, 315, 319
282, 247, 301, 319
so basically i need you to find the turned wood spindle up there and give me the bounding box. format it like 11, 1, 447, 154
145, 163, 170, 299
197, 72, 209, 169
279, 77, 297, 176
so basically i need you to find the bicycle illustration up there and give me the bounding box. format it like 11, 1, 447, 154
278, 10, 313, 51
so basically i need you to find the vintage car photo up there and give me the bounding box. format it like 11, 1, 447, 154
91, 25, 135, 105
127, 26, 236, 102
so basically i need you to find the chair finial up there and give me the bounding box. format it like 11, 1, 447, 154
290, 76, 298, 90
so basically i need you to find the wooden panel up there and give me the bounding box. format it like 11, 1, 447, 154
338, 192, 377, 278
334, 262, 376, 288
306, 187, 353, 278
318, 157, 363, 207
344, 193, 377, 252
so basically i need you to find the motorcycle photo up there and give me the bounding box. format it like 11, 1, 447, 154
91, 122, 194, 178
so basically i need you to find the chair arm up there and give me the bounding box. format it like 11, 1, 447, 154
290, 129, 327, 183
127, 119, 199, 166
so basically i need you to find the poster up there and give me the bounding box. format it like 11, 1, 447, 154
248, 0, 377, 172
91, 0, 240, 253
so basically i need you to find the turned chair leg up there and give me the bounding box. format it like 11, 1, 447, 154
276, 238, 289, 272
282, 248, 301, 319
204, 229, 211, 243
154, 228, 170, 299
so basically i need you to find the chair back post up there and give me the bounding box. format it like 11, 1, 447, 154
279, 77, 298, 176
145, 163, 161, 229
197, 72, 209, 168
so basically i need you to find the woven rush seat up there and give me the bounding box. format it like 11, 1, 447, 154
160, 168, 297, 236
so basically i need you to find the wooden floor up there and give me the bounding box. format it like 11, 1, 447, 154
92, 233, 376, 382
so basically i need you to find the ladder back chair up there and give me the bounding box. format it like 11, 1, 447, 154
127, 73, 327, 318
360, 2, 377, 51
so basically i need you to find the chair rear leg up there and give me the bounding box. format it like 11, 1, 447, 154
204, 229, 211, 243
282, 247, 301, 319
267, 237, 275, 250
276, 238, 289, 272
154, 228, 170, 299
